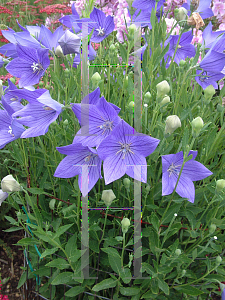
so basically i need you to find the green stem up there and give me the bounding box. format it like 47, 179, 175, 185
121, 233, 126, 268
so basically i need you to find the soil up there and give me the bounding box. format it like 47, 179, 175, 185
0, 230, 24, 300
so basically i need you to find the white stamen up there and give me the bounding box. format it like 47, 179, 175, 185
8, 126, 14, 137
96, 27, 105, 36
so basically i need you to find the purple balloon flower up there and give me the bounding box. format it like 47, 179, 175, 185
38, 25, 64, 51
58, 30, 81, 55
182, 0, 213, 20
195, 69, 224, 90
72, 96, 121, 148
132, 0, 165, 11
97, 120, 160, 184
199, 50, 225, 73
6, 45, 50, 88
0, 97, 25, 149
202, 21, 225, 51
88, 8, 115, 43
54, 143, 102, 197
12, 91, 63, 138
162, 151, 213, 203
222, 288, 225, 300
164, 30, 196, 65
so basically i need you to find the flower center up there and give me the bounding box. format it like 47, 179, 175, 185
43, 105, 53, 110
8, 126, 14, 137
97, 117, 114, 135
199, 72, 209, 82
167, 163, 181, 177
116, 142, 134, 159
31, 61, 44, 74
10, 96, 18, 102
96, 27, 105, 36
84, 153, 97, 163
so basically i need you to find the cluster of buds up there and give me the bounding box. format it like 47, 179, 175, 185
156, 80, 171, 112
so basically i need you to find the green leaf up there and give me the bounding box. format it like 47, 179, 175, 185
54, 224, 73, 238
45, 258, 70, 270
120, 268, 132, 284
174, 285, 204, 296
4, 227, 23, 232
65, 234, 77, 258
16, 237, 40, 246
40, 247, 58, 259
192, 248, 197, 260
27, 188, 45, 195
153, 43, 170, 72
5, 216, 18, 225
102, 248, 121, 275
92, 278, 117, 292
65, 286, 85, 297
51, 272, 74, 285
151, 212, 160, 232
157, 277, 169, 295
17, 272, 26, 289
120, 286, 139, 296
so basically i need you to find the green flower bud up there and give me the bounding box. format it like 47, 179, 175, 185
191, 116, 204, 137
181, 269, 186, 277
39, 81, 44, 88
204, 85, 215, 100
45, 84, 51, 90
144, 92, 151, 104
128, 24, 136, 36
64, 68, 70, 78
179, 59, 186, 66
123, 178, 131, 190
145, 184, 150, 193
156, 80, 170, 98
175, 249, 181, 256
209, 224, 216, 234
217, 104, 224, 112
55, 45, 64, 58
165, 115, 181, 135
109, 44, 116, 52
102, 189, 116, 207
121, 217, 130, 234
63, 119, 69, 126
216, 179, 225, 193
1, 175, 21, 192
128, 101, 135, 109
216, 255, 222, 265
9, 77, 16, 84
91, 72, 101, 87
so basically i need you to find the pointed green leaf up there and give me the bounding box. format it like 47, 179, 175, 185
51, 272, 74, 285
40, 247, 58, 259
65, 286, 85, 297
45, 258, 70, 270
92, 278, 117, 292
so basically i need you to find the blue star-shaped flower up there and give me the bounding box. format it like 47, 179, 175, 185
54, 143, 102, 197
97, 120, 160, 184
182, 0, 214, 20
162, 151, 213, 203
6, 45, 50, 88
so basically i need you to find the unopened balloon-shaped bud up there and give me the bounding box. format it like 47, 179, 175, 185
128, 24, 136, 36
204, 85, 215, 100
128, 101, 135, 109
55, 45, 64, 58
123, 178, 131, 190
175, 249, 181, 256
156, 80, 170, 98
160, 95, 170, 112
144, 92, 151, 104
216, 255, 222, 265
121, 217, 130, 234
191, 116, 203, 137
175, 7, 188, 22
102, 189, 116, 207
181, 269, 186, 277
0, 189, 8, 206
216, 179, 225, 193
165, 115, 181, 135
109, 44, 116, 52
1, 175, 21, 192
91, 72, 101, 87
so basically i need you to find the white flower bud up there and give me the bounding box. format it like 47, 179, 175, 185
165, 115, 181, 135
0, 189, 8, 206
102, 189, 116, 207
55, 45, 64, 58
144, 92, 151, 104
128, 24, 136, 35
91, 72, 101, 87
175, 7, 188, 22
156, 80, 170, 98
216, 255, 222, 265
1, 175, 21, 192
191, 116, 204, 137
121, 217, 130, 234
216, 179, 225, 193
